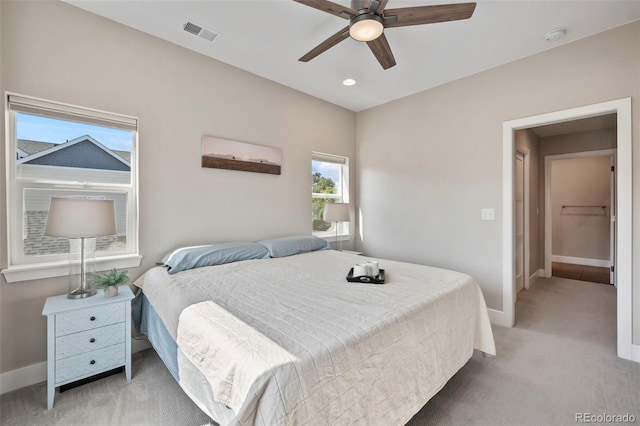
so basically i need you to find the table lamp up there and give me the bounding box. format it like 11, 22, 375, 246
323, 202, 350, 251
45, 198, 116, 299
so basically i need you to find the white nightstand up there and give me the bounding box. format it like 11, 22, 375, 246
42, 286, 134, 409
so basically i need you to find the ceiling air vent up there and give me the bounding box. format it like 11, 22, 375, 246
183, 21, 219, 42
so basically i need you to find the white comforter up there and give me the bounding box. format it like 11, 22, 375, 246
135, 250, 495, 425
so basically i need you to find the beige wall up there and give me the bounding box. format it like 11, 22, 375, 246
538, 128, 617, 267
0, 1, 356, 373
1, 1, 639, 377
515, 129, 540, 278
551, 156, 612, 260
355, 21, 639, 343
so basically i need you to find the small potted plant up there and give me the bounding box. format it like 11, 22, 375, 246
92, 268, 129, 297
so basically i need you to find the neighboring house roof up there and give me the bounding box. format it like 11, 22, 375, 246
17, 135, 131, 171
17, 139, 57, 156
17, 148, 29, 160
112, 150, 131, 163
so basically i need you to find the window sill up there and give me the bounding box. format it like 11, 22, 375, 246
1, 254, 143, 283
318, 233, 351, 244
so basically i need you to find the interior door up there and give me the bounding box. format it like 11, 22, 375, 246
515, 152, 525, 294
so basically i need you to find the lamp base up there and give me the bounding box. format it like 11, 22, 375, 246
67, 237, 97, 299
67, 288, 97, 299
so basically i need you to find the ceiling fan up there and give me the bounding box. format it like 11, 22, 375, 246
294, 0, 476, 69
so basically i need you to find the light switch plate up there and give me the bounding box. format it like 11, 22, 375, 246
481, 208, 495, 221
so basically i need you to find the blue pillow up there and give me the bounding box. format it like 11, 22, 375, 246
161, 242, 270, 274
258, 235, 330, 258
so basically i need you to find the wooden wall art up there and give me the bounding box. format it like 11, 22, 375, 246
202, 136, 281, 175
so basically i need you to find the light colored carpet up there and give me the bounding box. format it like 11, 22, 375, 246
1, 277, 638, 425
0, 348, 212, 426
408, 277, 639, 425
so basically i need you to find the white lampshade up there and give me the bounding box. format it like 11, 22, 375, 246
323, 203, 350, 222
45, 198, 116, 238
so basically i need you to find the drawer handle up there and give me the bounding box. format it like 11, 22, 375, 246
90, 316, 96, 321
90, 360, 96, 365
90, 338, 96, 343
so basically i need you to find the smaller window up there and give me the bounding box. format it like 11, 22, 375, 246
312, 152, 349, 240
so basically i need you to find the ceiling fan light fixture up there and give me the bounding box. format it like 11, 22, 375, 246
349, 14, 384, 42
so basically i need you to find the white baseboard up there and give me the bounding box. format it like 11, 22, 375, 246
487, 308, 512, 327
632, 344, 640, 363
551, 255, 610, 268
529, 269, 544, 281
0, 339, 150, 395
0, 361, 47, 395
528, 269, 544, 288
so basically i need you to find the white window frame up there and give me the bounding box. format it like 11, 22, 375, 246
2, 93, 142, 283
312, 151, 350, 242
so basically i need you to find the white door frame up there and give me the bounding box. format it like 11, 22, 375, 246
501, 98, 633, 361
544, 149, 616, 277
514, 149, 530, 297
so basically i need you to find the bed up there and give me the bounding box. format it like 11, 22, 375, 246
133, 248, 495, 425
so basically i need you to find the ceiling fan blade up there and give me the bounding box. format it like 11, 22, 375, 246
293, 0, 357, 19
375, 0, 389, 13
384, 3, 476, 28
367, 33, 396, 69
299, 26, 350, 62
356, 0, 388, 12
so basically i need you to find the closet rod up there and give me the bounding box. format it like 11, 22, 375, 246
561, 205, 605, 208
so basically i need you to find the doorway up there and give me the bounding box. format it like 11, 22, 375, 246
501, 98, 633, 361
544, 150, 616, 285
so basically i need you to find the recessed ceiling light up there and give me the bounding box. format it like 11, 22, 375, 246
343, 78, 357, 86
545, 28, 566, 42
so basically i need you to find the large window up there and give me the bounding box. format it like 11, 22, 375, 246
3, 94, 141, 282
312, 152, 349, 239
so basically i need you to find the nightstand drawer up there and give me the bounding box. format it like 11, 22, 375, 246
56, 323, 125, 360
55, 302, 124, 337
55, 343, 125, 384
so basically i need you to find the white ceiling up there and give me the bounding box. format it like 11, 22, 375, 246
65, 0, 640, 112
532, 113, 617, 138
